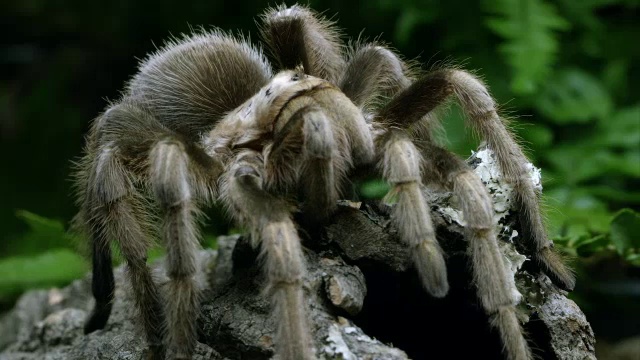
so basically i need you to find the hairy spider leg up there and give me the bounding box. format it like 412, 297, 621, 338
265, 99, 343, 220
377, 72, 536, 359
341, 51, 536, 359
265, 88, 373, 221
79, 115, 165, 359
339, 43, 412, 113
149, 138, 203, 360
220, 150, 315, 360
260, 4, 345, 84
444, 69, 575, 291
77, 102, 224, 359
376, 129, 449, 297
420, 143, 533, 360
340, 45, 574, 291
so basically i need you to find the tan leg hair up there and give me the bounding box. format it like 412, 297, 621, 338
376, 68, 574, 291
220, 150, 315, 360
313, 89, 375, 167
377, 130, 448, 297
149, 139, 203, 360
265, 91, 372, 221
420, 143, 532, 360
446, 69, 575, 291
77, 102, 226, 359
260, 4, 345, 84
339, 43, 412, 111
88, 143, 165, 359
299, 107, 340, 220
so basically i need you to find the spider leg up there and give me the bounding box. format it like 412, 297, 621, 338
266, 103, 341, 220
445, 69, 574, 290
220, 150, 315, 360
420, 142, 533, 360
339, 43, 412, 111
148, 138, 208, 360
260, 4, 345, 83
77, 101, 224, 359
376, 129, 449, 297
265, 91, 373, 221
380, 69, 575, 291
82, 139, 166, 359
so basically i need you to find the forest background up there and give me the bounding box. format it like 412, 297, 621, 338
1, 0, 639, 356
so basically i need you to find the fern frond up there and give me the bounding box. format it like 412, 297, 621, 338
484, 0, 569, 94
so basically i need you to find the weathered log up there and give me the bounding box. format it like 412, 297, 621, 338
0, 149, 595, 359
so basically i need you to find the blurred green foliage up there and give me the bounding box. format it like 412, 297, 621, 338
1, 0, 639, 343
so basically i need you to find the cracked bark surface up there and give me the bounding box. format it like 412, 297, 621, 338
0, 150, 595, 360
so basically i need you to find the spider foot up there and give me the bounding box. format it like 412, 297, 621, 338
537, 247, 576, 291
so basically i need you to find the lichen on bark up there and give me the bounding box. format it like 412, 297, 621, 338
0, 150, 595, 359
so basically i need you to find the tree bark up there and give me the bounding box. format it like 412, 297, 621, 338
0, 149, 595, 360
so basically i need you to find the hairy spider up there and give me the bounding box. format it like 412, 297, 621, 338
73, 4, 575, 360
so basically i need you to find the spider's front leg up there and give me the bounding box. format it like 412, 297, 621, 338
375, 129, 449, 297
148, 138, 212, 360
265, 88, 374, 221
220, 150, 315, 360
265, 100, 341, 220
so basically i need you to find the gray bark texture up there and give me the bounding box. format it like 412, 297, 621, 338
0, 149, 596, 360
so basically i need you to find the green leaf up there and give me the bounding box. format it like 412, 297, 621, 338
484, 0, 569, 94
359, 179, 391, 199
535, 68, 613, 124
517, 122, 553, 152
545, 187, 612, 237
600, 106, 640, 148
610, 209, 640, 255
625, 253, 640, 267
545, 144, 639, 184
580, 185, 640, 204
0, 249, 88, 302
602, 59, 629, 96
203, 234, 218, 249
16, 209, 67, 236
573, 234, 610, 257
8, 210, 81, 256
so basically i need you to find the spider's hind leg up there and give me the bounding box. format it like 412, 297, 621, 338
80, 137, 165, 359
420, 143, 532, 360
444, 69, 575, 291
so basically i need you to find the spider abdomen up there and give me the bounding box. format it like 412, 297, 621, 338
127, 31, 273, 138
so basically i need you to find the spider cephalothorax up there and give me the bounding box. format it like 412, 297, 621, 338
74, 4, 574, 360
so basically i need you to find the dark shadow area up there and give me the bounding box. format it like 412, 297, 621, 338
351, 253, 507, 359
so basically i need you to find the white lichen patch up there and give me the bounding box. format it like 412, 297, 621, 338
437, 202, 467, 227
320, 318, 408, 359
322, 323, 356, 360
343, 326, 357, 335
500, 240, 527, 303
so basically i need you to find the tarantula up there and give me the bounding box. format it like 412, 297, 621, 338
74, 4, 575, 360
